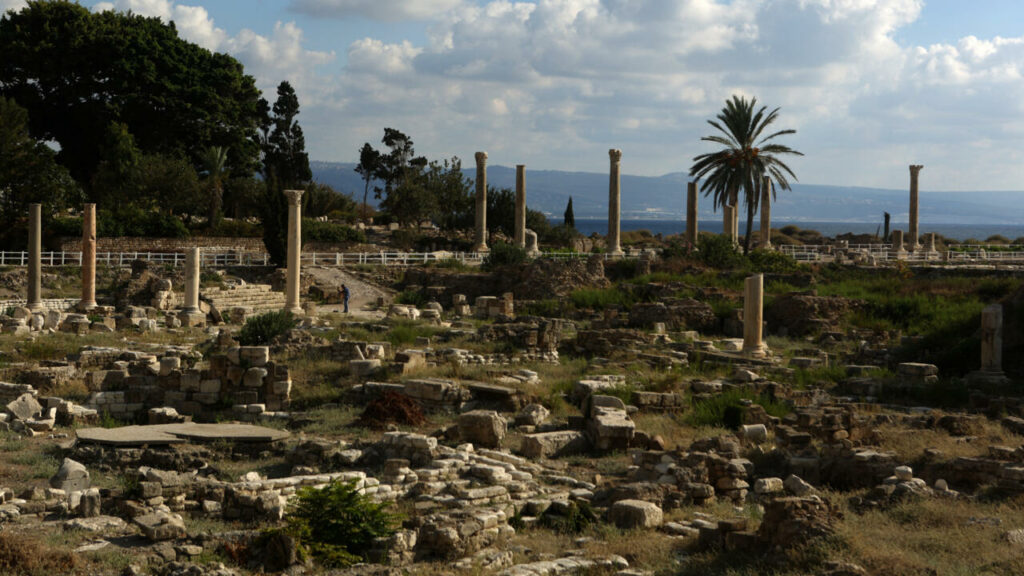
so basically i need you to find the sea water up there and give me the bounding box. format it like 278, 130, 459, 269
564, 219, 1024, 243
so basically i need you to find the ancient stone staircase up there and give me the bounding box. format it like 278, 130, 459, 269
200, 284, 286, 315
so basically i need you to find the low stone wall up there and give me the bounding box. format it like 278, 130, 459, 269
57, 237, 267, 253
86, 346, 291, 421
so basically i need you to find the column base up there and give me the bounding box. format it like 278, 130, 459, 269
285, 306, 305, 316
78, 300, 97, 312
742, 344, 768, 359
966, 370, 1010, 386
26, 302, 44, 313
472, 244, 490, 253
178, 310, 207, 328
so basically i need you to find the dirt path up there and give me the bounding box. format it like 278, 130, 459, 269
303, 265, 393, 320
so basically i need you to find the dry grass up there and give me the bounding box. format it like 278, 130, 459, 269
631, 412, 732, 451
838, 495, 1024, 576
0, 432, 61, 486
873, 419, 1024, 462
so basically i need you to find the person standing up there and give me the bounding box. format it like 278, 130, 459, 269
341, 283, 350, 314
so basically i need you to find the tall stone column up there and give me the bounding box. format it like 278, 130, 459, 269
742, 274, 767, 358
909, 165, 923, 250
686, 181, 698, 246
473, 152, 489, 253
883, 212, 890, 242
760, 176, 772, 249
184, 247, 200, 312
608, 149, 623, 256
80, 203, 97, 310
27, 203, 42, 312
284, 189, 304, 315
514, 164, 526, 248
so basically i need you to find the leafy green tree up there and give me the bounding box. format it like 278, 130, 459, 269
0, 97, 79, 233
690, 95, 802, 254
90, 122, 142, 207
302, 182, 357, 220
222, 176, 265, 219
261, 81, 311, 190
260, 81, 311, 265
136, 153, 203, 219
426, 156, 473, 230
199, 146, 229, 227
564, 197, 575, 228
354, 142, 382, 222
0, 1, 262, 190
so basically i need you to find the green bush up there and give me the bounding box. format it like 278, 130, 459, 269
394, 290, 426, 307
302, 219, 366, 244
483, 241, 527, 269
688, 389, 791, 429
281, 480, 398, 567
52, 206, 190, 238
569, 287, 633, 310
238, 310, 298, 346
208, 218, 262, 237
747, 248, 805, 274
698, 234, 745, 269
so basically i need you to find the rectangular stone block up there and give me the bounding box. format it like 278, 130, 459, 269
199, 380, 221, 394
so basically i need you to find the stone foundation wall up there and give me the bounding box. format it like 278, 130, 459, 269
86, 346, 290, 421
57, 237, 267, 253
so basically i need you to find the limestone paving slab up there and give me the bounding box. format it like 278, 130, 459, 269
76, 422, 290, 446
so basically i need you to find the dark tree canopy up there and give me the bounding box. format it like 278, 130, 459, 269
0, 96, 80, 230
0, 0, 262, 192
261, 81, 311, 190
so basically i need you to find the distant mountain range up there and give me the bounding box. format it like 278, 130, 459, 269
311, 161, 1024, 225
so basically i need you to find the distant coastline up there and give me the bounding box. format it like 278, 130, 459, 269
559, 218, 1024, 243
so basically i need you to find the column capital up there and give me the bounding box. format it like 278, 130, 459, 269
283, 189, 304, 205
909, 164, 924, 175
516, 164, 525, 170
609, 149, 622, 163
475, 151, 488, 164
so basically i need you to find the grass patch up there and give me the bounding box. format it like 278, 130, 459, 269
688, 388, 791, 429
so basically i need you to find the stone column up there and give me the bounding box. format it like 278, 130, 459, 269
980, 304, 1003, 373
686, 181, 698, 246
883, 212, 890, 242
184, 247, 200, 312
514, 164, 526, 248
968, 304, 1009, 384
284, 189, 304, 315
27, 203, 42, 312
926, 233, 938, 258
742, 274, 767, 358
80, 203, 97, 310
909, 165, 923, 250
891, 229, 905, 259
723, 205, 736, 244
473, 152, 489, 252
608, 149, 623, 256
760, 176, 772, 249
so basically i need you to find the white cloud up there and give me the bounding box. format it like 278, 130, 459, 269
289, 0, 462, 21
0, 0, 27, 13
294, 0, 1024, 191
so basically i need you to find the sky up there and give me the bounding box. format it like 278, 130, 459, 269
3, 0, 1024, 191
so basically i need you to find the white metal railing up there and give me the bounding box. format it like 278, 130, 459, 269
0, 249, 650, 267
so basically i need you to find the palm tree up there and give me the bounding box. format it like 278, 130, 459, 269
690, 95, 802, 254
199, 145, 229, 227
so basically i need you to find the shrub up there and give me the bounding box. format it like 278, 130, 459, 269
53, 206, 190, 238
483, 241, 527, 269
208, 218, 262, 237
569, 287, 632, 310
698, 234, 745, 269
688, 389, 791, 429
394, 290, 426, 307
747, 248, 804, 274
302, 219, 366, 244
281, 479, 399, 567
238, 310, 298, 346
